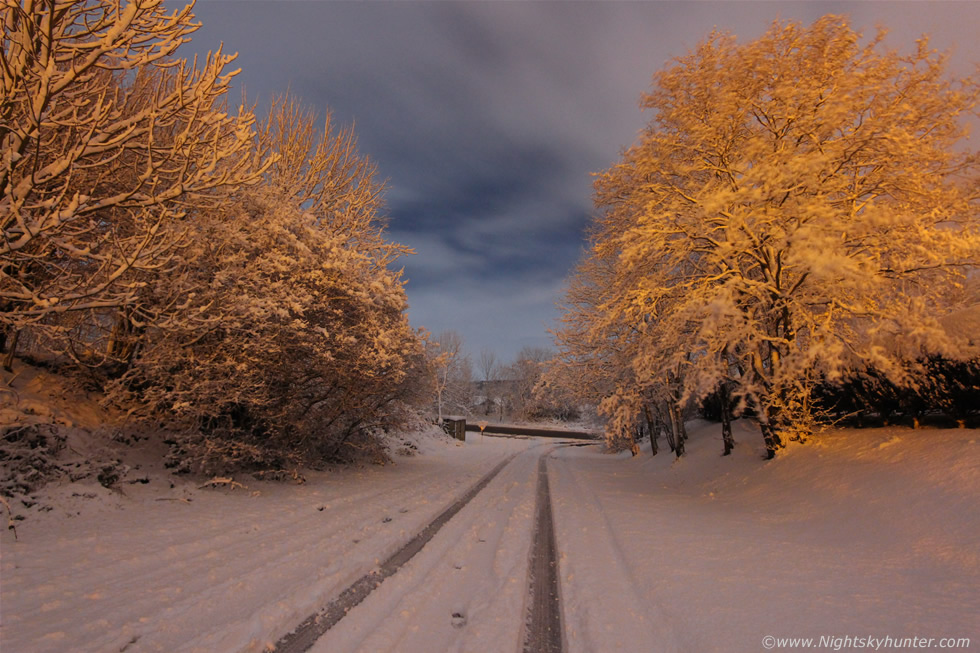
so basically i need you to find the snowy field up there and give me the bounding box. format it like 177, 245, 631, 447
2, 422, 978, 652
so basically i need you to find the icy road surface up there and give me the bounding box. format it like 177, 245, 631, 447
2, 423, 979, 652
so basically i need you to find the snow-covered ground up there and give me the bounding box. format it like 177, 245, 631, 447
551, 421, 980, 652
2, 420, 977, 652
307, 438, 543, 653
0, 431, 529, 652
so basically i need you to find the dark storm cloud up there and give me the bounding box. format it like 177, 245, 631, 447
185, 1, 980, 361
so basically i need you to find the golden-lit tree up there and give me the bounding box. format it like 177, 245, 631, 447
556, 16, 979, 457
1, 0, 263, 345
108, 95, 424, 471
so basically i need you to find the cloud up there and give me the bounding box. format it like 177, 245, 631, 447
185, 1, 980, 362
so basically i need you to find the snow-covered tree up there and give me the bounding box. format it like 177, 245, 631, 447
550, 255, 678, 455
476, 348, 500, 416
478, 348, 498, 381
1, 0, 262, 351
557, 16, 979, 457
111, 95, 423, 471
427, 330, 473, 423
502, 346, 548, 421
1, 4, 424, 473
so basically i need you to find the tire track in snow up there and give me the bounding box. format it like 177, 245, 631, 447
523, 452, 564, 653
64, 461, 502, 652
10, 460, 483, 653
271, 452, 521, 653
548, 449, 685, 652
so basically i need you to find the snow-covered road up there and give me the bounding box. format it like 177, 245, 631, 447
304, 442, 546, 653
2, 424, 978, 652
1, 434, 536, 652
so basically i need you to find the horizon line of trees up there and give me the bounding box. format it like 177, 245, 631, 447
547, 15, 980, 459
425, 331, 583, 424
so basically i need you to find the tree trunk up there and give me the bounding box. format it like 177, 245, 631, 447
663, 407, 676, 452
670, 403, 685, 458
3, 330, 19, 372
643, 405, 658, 456
759, 415, 781, 460
676, 408, 687, 457
720, 382, 734, 456
106, 315, 123, 361
106, 313, 145, 378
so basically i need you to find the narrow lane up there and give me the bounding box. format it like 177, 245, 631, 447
306, 445, 548, 652
273, 452, 521, 653
548, 446, 680, 652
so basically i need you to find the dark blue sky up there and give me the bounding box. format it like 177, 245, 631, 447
185, 1, 979, 363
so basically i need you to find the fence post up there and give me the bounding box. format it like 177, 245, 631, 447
442, 419, 466, 441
